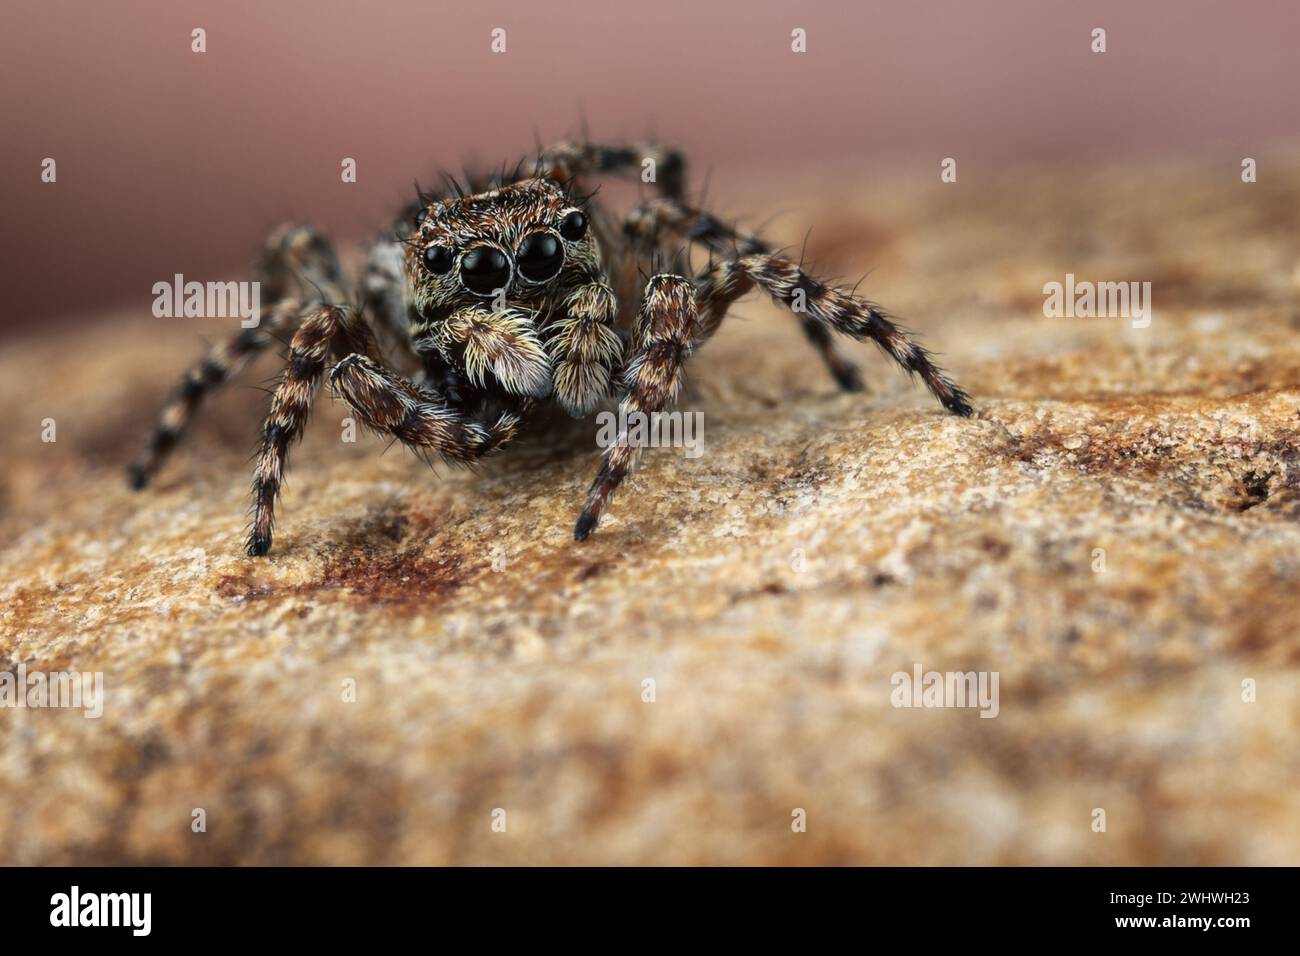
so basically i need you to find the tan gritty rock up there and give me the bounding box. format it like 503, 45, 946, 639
1, 158, 1299, 864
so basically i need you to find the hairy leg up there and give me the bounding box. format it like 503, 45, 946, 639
537, 140, 688, 200
247, 305, 383, 556
575, 273, 698, 540
129, 224, 349, 488
127, 298, 302, 489
256, 222, 349, 305
329, 355, 530, 463
695, 254, 972, 416
622, 197, 867, 393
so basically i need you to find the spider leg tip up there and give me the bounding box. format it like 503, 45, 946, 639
832, 363, 865, 393
946, 394, 975, 417
573, 512, 598, 541
125, 464, 150, 491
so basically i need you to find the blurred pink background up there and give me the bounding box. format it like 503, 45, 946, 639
2, 0, 1297, 333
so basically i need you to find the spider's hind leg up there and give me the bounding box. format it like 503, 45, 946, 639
798, 317, 865, 392
625, 198, 970, 414
537, 140, 688, 200
127, 297, 303, 489
622, 198, 867, 395
699, 254, 973, 417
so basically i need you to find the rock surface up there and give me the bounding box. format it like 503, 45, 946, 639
2, 159, 1299, 864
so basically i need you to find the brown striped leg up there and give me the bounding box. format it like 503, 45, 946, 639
537, 140, 687, 200
129, 223, 348, 490
622, 198, 767, 258
574, 273, 698, 540
246, 305, 382, 557
127, 298, 302, 489
798, 318, 864, 392
329, 355, 530, 463
695, 255, 973, 417
622, 197, 866, 394
256, 223, 349, 305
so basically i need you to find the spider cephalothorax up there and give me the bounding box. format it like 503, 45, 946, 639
127, 139, 973, 556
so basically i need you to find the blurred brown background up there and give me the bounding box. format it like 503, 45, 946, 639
2, 0, 1297, 336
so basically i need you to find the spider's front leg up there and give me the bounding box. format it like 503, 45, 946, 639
328, 356, 529, 463
246, 304, 383, 556
574, 273, 698, 540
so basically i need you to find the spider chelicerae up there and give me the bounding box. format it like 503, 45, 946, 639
127, 140, 973, 556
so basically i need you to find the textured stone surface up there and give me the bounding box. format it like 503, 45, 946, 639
2, 159, 1299, 864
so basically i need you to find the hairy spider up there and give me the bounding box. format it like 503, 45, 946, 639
127, 140, 973, 556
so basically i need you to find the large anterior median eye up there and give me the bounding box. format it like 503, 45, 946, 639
459, 246, 512, 296
516, 232, 564, 283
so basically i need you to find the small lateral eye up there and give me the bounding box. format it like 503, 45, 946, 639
559, 210, 588, 241
422, 244, 454, 274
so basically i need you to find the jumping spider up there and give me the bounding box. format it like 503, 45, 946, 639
127, 140, 973, 556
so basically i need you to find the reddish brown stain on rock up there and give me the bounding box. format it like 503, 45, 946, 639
215, 549, 469, 609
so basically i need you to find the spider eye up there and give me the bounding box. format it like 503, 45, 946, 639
422, 244, 454, 275
559, 210, 588, 242
459, 246, 512, 296
516, 232, 564, 283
